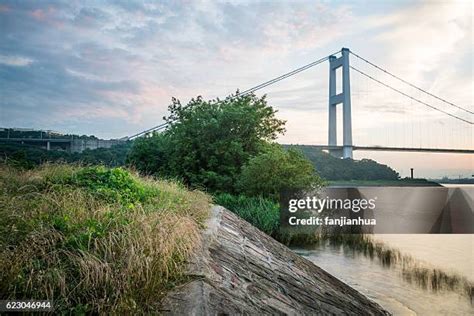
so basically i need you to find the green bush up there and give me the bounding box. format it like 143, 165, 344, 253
214, 193, 280, 237
238, 145, 324, 199
69, 166, 150, 205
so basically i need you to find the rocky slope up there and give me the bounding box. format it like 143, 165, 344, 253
161, 206, 389, 315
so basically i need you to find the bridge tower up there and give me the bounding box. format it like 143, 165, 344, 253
328, 47, 353, 159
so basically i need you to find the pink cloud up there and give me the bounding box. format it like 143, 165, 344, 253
28, 6, 64, 28
30, 9, 46, 21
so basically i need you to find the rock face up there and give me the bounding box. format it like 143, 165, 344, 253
162, 206, 389, 315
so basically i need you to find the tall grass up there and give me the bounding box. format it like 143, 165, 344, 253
325, 234, 474, 301
0, 164, 211, 314
214, 193, 280, 237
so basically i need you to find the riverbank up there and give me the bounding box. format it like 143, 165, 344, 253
162, 206, 389, 315
328, 179, 441, 187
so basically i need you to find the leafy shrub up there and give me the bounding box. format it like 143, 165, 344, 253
238, 145, 324, 199
70, 166, 150, 205
214, 193, 280, 237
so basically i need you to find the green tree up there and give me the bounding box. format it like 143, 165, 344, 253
237, 144, 324, 198
126, 133, 170, 176
161, 93, 286, 192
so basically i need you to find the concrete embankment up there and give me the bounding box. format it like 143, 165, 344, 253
161, 206, 389, 315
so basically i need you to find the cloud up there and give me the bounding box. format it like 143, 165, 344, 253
363, 0, 472, 106
0, 54, 34, 66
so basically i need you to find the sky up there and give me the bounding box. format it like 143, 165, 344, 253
0, 0, 472, 178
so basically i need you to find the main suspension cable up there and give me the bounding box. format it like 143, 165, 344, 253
350, 50, 474, 115
350, 65, 473, 125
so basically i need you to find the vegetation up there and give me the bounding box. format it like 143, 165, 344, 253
323, 234, 473, 300
126, 133, 169, 176
237, 144, 324, 198
73, 143, 132, 166
0, 164, 211, 314
214, 194, 280, 237
157, 94, 286, 193
1, 141, 403, 185
290, 145, 399, 181
0, 141, 131, 169
0, 128, 99, 140
328, 178, 440, 187
434, 177, 474, 184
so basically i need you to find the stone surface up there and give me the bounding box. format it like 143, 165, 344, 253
161, 206, 389, 315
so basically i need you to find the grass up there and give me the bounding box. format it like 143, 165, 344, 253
325, 234, 474, 301
213, 193, 321, 245
214, 193, 280, 237
0, 163, 211, 314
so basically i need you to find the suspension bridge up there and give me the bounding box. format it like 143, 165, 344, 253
127, 47, 473, 159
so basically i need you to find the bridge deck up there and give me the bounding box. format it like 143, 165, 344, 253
301, 145, 474, 154
0, 137, 72, 143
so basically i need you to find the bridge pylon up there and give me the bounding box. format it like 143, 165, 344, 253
328, 47, 353, 159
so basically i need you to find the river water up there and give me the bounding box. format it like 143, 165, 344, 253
293, 185, 474, 315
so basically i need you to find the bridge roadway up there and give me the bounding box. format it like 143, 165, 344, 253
0, 137, 72, 143
298, 145, 474, 154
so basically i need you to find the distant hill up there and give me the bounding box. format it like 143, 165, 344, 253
285, 145, 399, 181
0, 141, 132, 169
